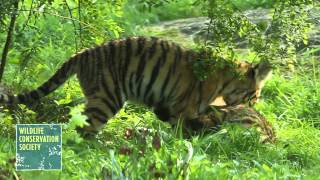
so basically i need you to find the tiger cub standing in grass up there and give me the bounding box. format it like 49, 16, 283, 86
0, 37, 272, 137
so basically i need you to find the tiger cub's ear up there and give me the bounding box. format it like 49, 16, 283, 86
247, 60, 273, 88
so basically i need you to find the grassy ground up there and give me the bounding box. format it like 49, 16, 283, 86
1, 1, 320, 179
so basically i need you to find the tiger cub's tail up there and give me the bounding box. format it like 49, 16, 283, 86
0, 55, 79, 104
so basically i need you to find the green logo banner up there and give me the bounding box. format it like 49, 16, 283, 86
16, 124, 62, 170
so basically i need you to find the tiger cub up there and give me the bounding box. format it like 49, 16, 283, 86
0, 37, 272, 136
194, 105, 275, 143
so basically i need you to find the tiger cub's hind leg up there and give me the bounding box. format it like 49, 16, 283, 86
77, 96, 123, 138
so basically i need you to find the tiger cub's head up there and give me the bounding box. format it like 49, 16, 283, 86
212, 60, 272, 107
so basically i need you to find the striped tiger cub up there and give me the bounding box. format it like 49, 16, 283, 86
0, 37, 272, 136
194, 105, 275, 143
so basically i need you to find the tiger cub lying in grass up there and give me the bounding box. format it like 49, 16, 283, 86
0, 37, 272, 137
193, 105, 275, 143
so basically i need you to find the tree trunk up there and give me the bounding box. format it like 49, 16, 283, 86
0, 0, 19, 82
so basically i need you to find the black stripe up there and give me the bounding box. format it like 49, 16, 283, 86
136, 52, 147, 82
103, 44, 109, 69
245, 90, 255, 98
90, 48, 97, 84
85, 118, 95, 126
154, 105, 170, 121
108, 41, 117, 82
108, 41, 119, 93
18, 94, 26, 103
118, 40, 124, 79
226, 89, 239, 97
0, 94, 3, 101
85, 49, 93, 83
197, 82, 203, 109
101, 76, 118, 107
104, 41, 116, 84
30, 90, 40, 100
93, 49, 99, 84
51, 74, 61, 85
168, 74, 181, 99
96, 47, 102, 88
114, 86, 123, 108
143, 54, 162, 102
91, 114, 107, 123
136, 37, 146, 56
147, 92, 154, 106
79, 50, 88, 77
64, 58, 74, 76
136, 76, 144, 98
177, 93, 197, 115
160, 66, 172, 99
109, 41, 116, 63
176, 83, 196, 114
160, 40, 168, 66
122, 38, 132, 97
86, 107, 108, 120
148, 37, 159, 59
8, 95, 14, 104
57, 64, 68, 82
184, 119, 205, 131
217, 79, 233, 95
104, 43, 115, 83
60, 61, 67, 76
59, 60, 71, 79
106, 42, 122, 108
129, 73, 135, 96
176, 103, 188, 117
142, 39, 166, 102
82, 50, 91, 85
173, 45, 182, 72
101, 97, 117, 115
96, 46, 104, 87
176, 81, 196, 105
73, 53, 80, 68
109, 41, 121, 91
39, 81, 51, 94
117, 40, 124, 96
185, 51, 193, 62
244, 90, 256, 101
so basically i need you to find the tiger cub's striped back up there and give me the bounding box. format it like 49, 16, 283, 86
0, 37, 272, 136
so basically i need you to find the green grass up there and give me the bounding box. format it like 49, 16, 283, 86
1, 0, 319, 179
230, 0, 275, 10
120, 0, 203, 36
1, 58, 320, 179
148, 0, 202, 21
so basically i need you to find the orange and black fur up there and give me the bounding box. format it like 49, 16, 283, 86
0, 37, 272, 136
